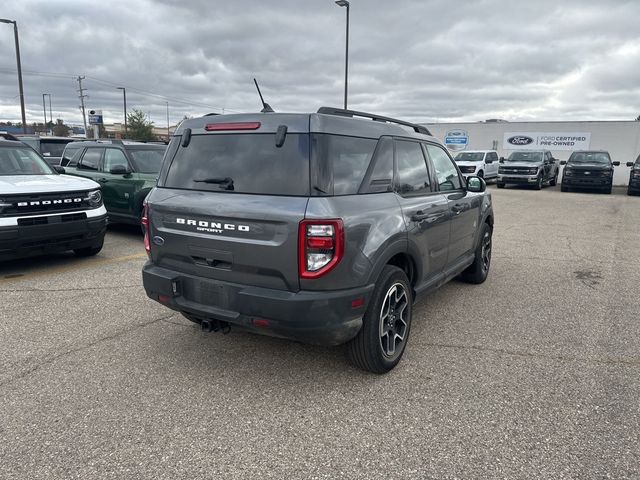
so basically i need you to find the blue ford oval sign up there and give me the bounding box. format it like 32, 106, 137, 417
507, 135, 534, 146
153, 236, 165, 246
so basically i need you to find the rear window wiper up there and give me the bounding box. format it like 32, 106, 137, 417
193, 176, 234, 190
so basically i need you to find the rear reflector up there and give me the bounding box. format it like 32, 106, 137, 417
158, 295, 170, 304
205, 122, 261, 131
351, 298, 365, 309
251, 318, 270, 328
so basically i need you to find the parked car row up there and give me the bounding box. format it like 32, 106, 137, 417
456, 148, 639, 195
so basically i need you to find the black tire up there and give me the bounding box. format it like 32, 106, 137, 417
497, 183, 505, 189
347, 265, 412, 374
550, 172, 558, 186
460, 222, 492, 284
534, 175, 543, 190
477, 170, 484, 178
73, 240, 103, 257
561, 185, 569, 192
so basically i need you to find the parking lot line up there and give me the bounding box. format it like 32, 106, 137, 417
0, 252, 147, 285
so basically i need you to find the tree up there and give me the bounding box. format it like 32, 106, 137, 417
124, 109, 155, 141
636, 115, 640, 121
52, 119, 69, 137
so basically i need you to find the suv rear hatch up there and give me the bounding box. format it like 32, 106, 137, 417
149, 118, 311, 292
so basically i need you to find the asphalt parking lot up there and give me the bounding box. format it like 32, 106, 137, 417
1, 185, 639, 479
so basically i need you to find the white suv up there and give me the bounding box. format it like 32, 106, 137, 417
454, 150, 499, 179
0, 135, 107, 261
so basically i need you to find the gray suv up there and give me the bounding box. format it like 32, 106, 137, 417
142, 108, 494, 373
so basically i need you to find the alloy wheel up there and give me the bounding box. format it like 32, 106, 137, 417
379, 283, 409, 357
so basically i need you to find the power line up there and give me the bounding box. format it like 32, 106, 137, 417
0, 67, 240, 112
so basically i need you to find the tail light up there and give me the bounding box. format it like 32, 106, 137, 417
141, 202, 151, 255
298, 219, 344, 279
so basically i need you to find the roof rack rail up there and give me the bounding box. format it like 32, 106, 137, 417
78, 138, 125, 145
0, 131, 20, 141
317, 107, 432, 136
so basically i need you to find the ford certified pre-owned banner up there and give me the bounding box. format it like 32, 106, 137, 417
503, 132, 591, 151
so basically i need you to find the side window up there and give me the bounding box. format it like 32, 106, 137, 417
104, 148, 130, 173
360, 137, 393, 193
395, 140, 431, 196
329, 136, 377, 195
426, 144, 462, 191
62, 146, 79, 166
78, 148, 103, 171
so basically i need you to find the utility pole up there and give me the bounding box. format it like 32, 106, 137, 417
117, 87, 127, 137
77, 76, 88, 135
42, 93, 48, 128
48, 94, 52, 126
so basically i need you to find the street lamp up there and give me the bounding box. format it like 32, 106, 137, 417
117, 87, 127, 137
166, 101, 170, 140
335, 0, 350, 110
0, 19, 27, 133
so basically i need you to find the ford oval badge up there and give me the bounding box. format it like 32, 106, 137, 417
153, 236, 165, 246
507, 135, 534, 146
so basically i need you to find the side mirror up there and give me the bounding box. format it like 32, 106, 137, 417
499, 157, 505, 163
560, 160, 567, 165
109, 165, 130, 175
612, 161, 620, 166
53, 165, 65, 174
627, 162, 635, 167
466, 175, 486, 193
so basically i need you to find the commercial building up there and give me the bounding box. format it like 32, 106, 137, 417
422, 120, 640, 185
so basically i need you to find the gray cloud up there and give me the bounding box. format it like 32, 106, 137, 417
1, 0, 639, 128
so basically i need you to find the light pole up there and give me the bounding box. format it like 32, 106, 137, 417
0, 19, 27, 133
117, 87, 127, 137
335, 0, 350, 110
166, 101, 170, 140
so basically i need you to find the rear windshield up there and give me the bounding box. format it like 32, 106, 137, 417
129, 148, 166, 174
164, 134, 310, 195
0, 146, 54, 175
41, 140, 72, 158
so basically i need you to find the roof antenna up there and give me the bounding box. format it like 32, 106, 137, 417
253, 78, 274, 113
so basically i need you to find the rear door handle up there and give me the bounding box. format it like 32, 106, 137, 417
451, 204, 463, 215
411, 210, 430, 221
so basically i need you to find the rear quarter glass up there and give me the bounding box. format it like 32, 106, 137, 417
164, 133, 310, 196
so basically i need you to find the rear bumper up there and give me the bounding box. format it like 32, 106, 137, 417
142, 263, 374, 346
0, 211, 107, 261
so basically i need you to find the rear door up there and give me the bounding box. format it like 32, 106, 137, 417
100, 147, 136, 217
426, 143, 481, 268
394, 139, 450, 285
151, 130, 311, 292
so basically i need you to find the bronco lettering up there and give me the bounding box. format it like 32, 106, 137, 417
176, 217, 250, 232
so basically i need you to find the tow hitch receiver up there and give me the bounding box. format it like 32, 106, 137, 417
200, 319, 231, 334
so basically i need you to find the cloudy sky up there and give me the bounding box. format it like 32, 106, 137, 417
1, 0, 639, 128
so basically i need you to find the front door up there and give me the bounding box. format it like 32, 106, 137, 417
394, 139, 450, 286
425, 143, 481, 268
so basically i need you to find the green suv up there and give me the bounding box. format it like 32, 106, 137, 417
61, 140, 166, 225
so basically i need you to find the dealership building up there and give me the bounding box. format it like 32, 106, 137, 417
422, 120, 640, 186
